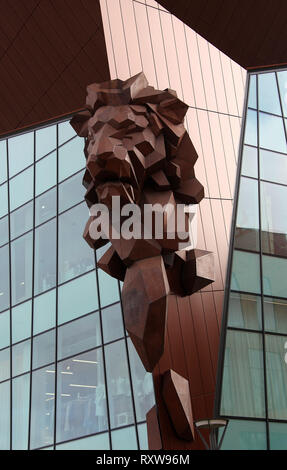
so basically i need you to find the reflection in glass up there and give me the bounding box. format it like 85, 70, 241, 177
12, 374, 30, 449
30, 366, 55, 449
0, 347, 10, 382
34, 219, 57, 295
0, 140, 7, 184
58, 311, 101, 360
12, 339, 31, 376
244, 109, 257, 146
259, 112, 287, 154
0, 245, 10, 311
0, 381, 10, 449
58, 121, 76, 145
58, 272, 99, 325
33, 330, 55, 369
0, 183, 8, 218
0, 216, 8, 246
35, 188, 56, 226
231, 250, 261, 294
261, 181, 287, 257
105, 340, 134, 429
277, 70, 287, 117
258, 72, 281, 115
98, 270, 120, 308
55, 432, 110, 450
264, 297, 287, 334
102, 303, 124, 344
35, 151, 56, 196
260, 149, 287, 186
138, 423, 148, 450
56, 348, 108, 443
33, 289, 56, 335
112, 426, 138, 450
235, 177, 259, 251
227, 292, 262, 330
10, 201, 33, 240
241, 145, 258, 178
36, 125, 56, 160
8, 131, 33, 178
58, 170, 85, 213
220, 419, 266, 450
9, 166, 34, 211
58, 137, 85, 182
11, 231, 33, 305
269, 422, 287, 450
0, 310, 10, 349
248, 75, 257, 109
265, 334, 287, 419
262, 255, 287, 298
12, 300, 32, 344
220, 330, 265, 418
58, 203, 95, 284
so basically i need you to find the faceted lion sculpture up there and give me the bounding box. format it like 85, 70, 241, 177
70, 72, 214, 374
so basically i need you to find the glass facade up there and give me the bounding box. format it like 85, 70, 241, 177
218, 69, 287, 449
0, 119, 154, 450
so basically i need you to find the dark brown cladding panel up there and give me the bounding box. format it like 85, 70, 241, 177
157, 0, 287, 70
0, 0, 110, 136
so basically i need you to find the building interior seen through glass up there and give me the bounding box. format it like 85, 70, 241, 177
218, 69, 287, 450
0, 119, 154, 450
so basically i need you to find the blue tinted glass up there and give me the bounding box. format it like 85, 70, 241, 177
36, 125, 56, 160
58, 272, 99, 325
270, 422, 287, 449
227, 292, 262, 330
58, 121, 76, 145
9, 166, 34, 211
231, 251, 261, 294
8, 131, 34, 178
12, 374, 30, 450
264, 297, 287, 334
221, 419, 266, 450
235, 177, 259, 251
244, 109, 257, 146
35, 188, 56, 226
10, 201, 33, 240
11, 231, 33, 305
0, 245, 10, 312
265, 334, 287, 419
261, 181, 287, 257
58, 170, 85, 213
258, 72, 281, 115
138, 423, 148, 450
33, 289, 56, 335
260, 149, 287, 185
0, 310, 10, 349
35, 151, 56, 196
277, 70, 287, 117
0, 381, 10, 449
98, 270, 120, 308
12, 339, 31, 376
12, 300, 32, 343
0, 183, 8, 218
33, 330, 55, 369
55, 433, 110, 450
259, 112, 287, 153
0, 140, 7, 185
263, 255, 287, 298
0, 216, 8, 247
241, 145, 258, 178
58, 137, 85, 182
112, 426, 138, 450
102, 303, 124, 344
248, 75, 257, 109
34, 219, 57, 295
0, 347, 10, 382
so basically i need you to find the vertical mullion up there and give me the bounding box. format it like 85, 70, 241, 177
6, 138, 12, 450
53, 124, 59, 449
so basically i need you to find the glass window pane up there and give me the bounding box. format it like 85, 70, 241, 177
259, 112, 287, 153
34, 219, 57, 295
138, 423, 148, 450
0, 310, 10, 349
235, 177, 259, 251
105, 339, 135, 429
98, 270, 120, 308
35, 188, 56, 226
12, 300, 32, 343
0, 381, 10, 449
260, 148, 287, 185
262, 255, 287, 298
112, 426, 138, 450
0, 183, 8, 218
231, 250, 261, 294
12, 339, 31, 376
127, 338, 155, 422
220, 330, 265, 418
227, 292, 262, 330
12, 374, 30, 450
241, 145, 258, 178
0, 244, 10, 312
30, 366, 55, 449
33, 330, 55, 369
58, 203, 95, 284
33, 289, 56, 335
58, 311, 101, 360
221, 419, 266, 450
56, 348, 108, 443
58, 137, 85, 182
0, 140, 7, 185
9, 166, 34, 212
0, 347, 10, 382
8, 131, 33, 178
0, 216, 8, 247
244, 109, 257, 146
35, 151, 56, 196
102, 303, 124, 344
261, 181, 287, 257
270, 422, 287, 449
58, 171, 85, 213
58, 121, 76, 145
56, 432, 110, 450
264, 297, 287, 334
266, 334, 287, 419
248, 75, 257, 109
36, 125, 56, 160
277, 70, 287, 118
58, 272, 99, 325
11, 232, 33, 305
258, 72, 281, 115
10, 201, 33, 240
